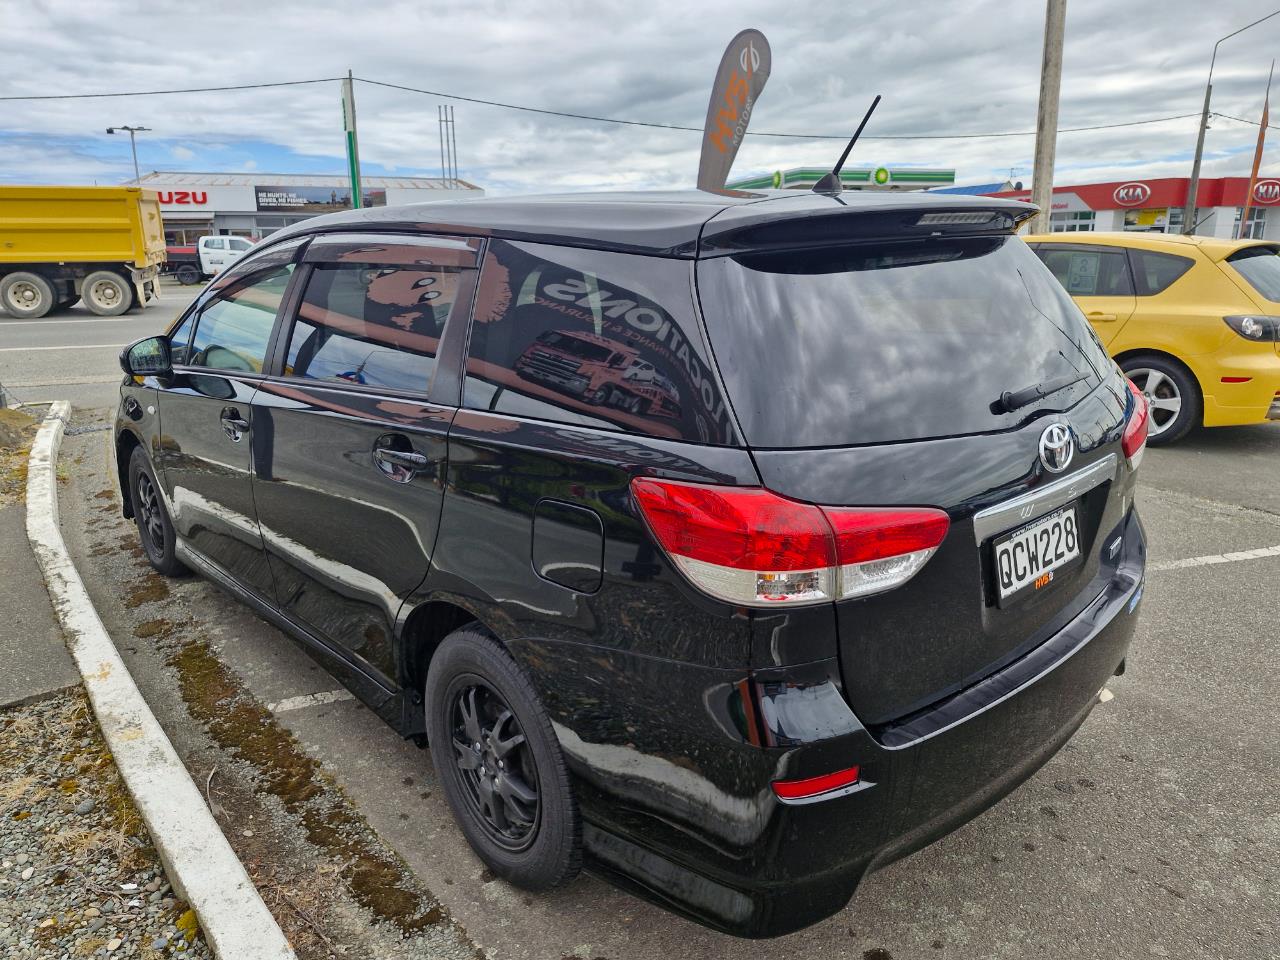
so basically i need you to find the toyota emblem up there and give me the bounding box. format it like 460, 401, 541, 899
1039, 423, 1075, 474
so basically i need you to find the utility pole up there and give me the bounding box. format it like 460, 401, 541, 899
341, 70, 363, 209
106, 125, 151, 184
1028, 0, 1067, 235
1182, 11, 1280, 235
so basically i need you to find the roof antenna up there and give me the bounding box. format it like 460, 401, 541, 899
812, 95, 882, 195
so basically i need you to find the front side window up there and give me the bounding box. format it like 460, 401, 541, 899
283, 263, 458, 393
187, 265, 293, 372
1036, 246, 1133, 296
204, 237, 226, 250
229, 238, 253, 252
1128, 249, 1194, 296
462, 239, 738, 445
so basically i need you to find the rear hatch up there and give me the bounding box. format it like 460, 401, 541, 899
696, 221, 1131, 726
1217, 243, 1280, 357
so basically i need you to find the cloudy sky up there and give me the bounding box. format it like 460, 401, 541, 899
3, 0, 1280, 194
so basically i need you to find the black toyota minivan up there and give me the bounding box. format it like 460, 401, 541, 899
115, 190, 1149, 937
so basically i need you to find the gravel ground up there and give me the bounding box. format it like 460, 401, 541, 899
0, 691, 211, 959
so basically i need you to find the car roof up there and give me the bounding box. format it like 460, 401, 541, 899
267, 189, 1035, 259
1025, 230, 1280, 263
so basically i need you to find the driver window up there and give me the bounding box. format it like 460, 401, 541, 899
188, 265, 293, 372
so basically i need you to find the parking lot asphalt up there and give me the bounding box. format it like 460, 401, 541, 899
51, 408, 1280, 960
0, 281, 198, 409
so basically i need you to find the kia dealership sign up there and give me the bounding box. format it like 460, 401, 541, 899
1112, 182, 1151, 207
1252, 179, 1280, 204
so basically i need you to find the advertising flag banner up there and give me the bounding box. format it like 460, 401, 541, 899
1239, 61, 1273, 239
696, 30, 772, 192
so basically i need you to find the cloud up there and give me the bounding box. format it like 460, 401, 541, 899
2, 0, 1280, 193
171, 145, 195, 161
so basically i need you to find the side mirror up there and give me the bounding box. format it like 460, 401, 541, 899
120, 336, 173, 379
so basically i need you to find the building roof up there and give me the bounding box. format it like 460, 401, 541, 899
264, 189, 1034, 258
133, 171, 480, 190
929, 182, 1014, 196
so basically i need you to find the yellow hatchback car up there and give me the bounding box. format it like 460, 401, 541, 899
1025, 232, 1280, 444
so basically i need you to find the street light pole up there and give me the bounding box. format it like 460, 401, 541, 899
106, 125, 152, 183
1028, 0, 1067, 235
1181, 10, 1280, 235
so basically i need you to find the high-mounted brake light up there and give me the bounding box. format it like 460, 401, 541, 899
915, 211, 996, 226
629, 478, 949, 607
771, 765, 861, 803
1123, 377, 1149, 470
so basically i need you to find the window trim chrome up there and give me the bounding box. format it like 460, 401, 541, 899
972, 454, 1117, 544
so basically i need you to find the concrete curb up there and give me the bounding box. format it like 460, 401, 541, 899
25, 401, 296, 960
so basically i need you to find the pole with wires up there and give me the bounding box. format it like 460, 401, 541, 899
341, 69, 363, 209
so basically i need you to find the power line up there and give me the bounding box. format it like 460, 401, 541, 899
0, 74, 1209, 140
1212, 110, 1280, 131
0, 78, 345, 101
358, 77, 1201, 140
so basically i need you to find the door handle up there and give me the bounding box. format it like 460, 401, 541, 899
374, 448, 429, 469
220, 407, 250, 442
373, 437, 431, 483
1087, 312, 1118, 321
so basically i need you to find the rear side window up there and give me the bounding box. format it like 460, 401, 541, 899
230, 238, 253, 252
204, 237, 225, 250
697, 237, 1105, 448
284, 263, 458, 393
1128, 249, 1194, 296
187, 265, 293, 373
1035, 246, 1133, 296
462, 239, 738, 445
1225, 246, 1280, 302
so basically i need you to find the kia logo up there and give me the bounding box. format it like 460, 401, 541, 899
1253, 179, 1280, 204
1039, 423, 1075, 474
1112, 182, 1151, 207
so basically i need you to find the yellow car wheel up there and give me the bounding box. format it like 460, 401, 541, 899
1121, 355, 1201, 446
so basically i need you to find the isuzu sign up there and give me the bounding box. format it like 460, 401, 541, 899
1253, 179, 1280, 204
696, 29, 772, 192
1113, 182, 1151, 207
156, 191, 208, 205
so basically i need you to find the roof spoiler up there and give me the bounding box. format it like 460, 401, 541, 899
698, 199, 1039, 257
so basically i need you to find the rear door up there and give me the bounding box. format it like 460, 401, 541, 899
1033, 243, 1137, 346
248, 233, 479, 686
697, 234, 1133, 725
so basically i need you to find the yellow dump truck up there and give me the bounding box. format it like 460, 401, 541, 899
0, 185, 165, 318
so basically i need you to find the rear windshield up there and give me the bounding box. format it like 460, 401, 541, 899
1226, 246, 1280, 302
697, 236, 1107, 447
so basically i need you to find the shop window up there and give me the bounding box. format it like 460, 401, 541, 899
1233, 207, 1266, 240
1049, 210, 1096, 233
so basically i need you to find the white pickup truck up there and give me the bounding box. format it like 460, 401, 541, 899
165, 235, 254, 284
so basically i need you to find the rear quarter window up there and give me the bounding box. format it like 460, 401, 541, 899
1127, 248, 1194, 296
463, 239, 739, 445
1225, 246, 1280, 302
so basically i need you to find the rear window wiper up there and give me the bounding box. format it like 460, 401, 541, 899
994, 372, 1089, 414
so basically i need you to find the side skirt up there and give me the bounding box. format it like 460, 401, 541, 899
174, 539, 404, 730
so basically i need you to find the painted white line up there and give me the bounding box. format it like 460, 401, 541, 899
1150, 544, 1280, 572
25, 403, 295, 960
0, 343, 126, 352
0, 317, 144, 325
268, 689, 355, 714
4, 375, 123, 387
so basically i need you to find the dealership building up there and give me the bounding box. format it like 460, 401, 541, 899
983, 176, 1280, 239
132, 171, 483, 245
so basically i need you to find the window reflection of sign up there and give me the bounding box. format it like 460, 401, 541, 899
254, 185, 387, 213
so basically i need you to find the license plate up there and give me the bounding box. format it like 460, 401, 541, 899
993, 506, 1080, 602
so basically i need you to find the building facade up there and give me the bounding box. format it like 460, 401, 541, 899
987, 177, 1280, 239
728, 166, 956, 192
133, 172, 483, 245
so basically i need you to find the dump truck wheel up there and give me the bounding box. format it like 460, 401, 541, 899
0, 272, 54, 319
82, 271, 131, 316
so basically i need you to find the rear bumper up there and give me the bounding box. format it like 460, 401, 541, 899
1190, 348, 1280, 427
575, 508, 1145, 938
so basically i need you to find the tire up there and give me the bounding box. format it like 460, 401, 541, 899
82, 270, 132, 316
1120, 355, 1201, 446
0, 271, 54, 319
426, 626, 581, 890
127, 447, 189, 577
175, 264, 200, 285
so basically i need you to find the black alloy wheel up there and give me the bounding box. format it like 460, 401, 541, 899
128, 446, 188, 577
449, 680, 540, 850
426, 626, 581, 889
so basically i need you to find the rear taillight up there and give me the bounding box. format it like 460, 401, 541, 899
630, 478, 949, 607
1122, 378, 1149, 470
